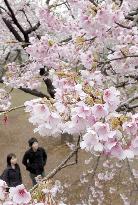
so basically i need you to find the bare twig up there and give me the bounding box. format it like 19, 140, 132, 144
49, 1, 67, 9
90, 154, 101, 179
98, 55, 138, 65
62, 135, 81, 169
115, 22, 132, 29
0, 105, 25, 114
25, 22, 40, 35
126, 158, 138, 190
116, 95, 138, 112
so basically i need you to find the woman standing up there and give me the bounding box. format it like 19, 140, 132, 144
1, 153, 22, 187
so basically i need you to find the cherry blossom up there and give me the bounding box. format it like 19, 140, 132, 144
0, 89, 11, 111
9, 184, 31, 204
0, 180, 8, 201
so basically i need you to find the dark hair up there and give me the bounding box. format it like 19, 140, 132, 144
7, 153, 16, 166
28, 137, 38, 147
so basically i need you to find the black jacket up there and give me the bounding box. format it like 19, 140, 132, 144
0, 164, 22, 187
22, 147, 47, 175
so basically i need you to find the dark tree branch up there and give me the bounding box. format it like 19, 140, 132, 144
3, 0, 29, 42
115, 22, 132, 29
19, 87, 50, 99
0, 13, 23, 42
0, 79, 50, 99
0, 6, 10, 14
21, 9, 33, 28
43, 78, 55, 98
25, 22, 40, 35
46, 0, 51, 5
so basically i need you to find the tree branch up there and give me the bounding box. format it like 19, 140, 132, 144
126, 158, 138, 190
0, 13, 24, 42
0, 105, 25, 114
25, 22, 40, 35
62, 135, 81, 169
115, 22, 132, 29
30, 144, 81, 193
19, 87, 50, 99
98, 55, 138, 65
88, 0, 98, 7
116, 94, 138, 112
0, 78, 50, 99
46, 0, 51, 5
4, 0, 29, 42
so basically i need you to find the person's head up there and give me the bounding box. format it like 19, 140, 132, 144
7, 153, 17, 166
28, 137, 38, 150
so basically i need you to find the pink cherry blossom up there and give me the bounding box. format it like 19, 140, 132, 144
122, 120, 138, 136
80, 129, 99, 152
130, 136, 138, 155
94, 122, 116, 141
9, 184, 31, 204
92, 104, 109, 120
0, 180, 8, 201
110, 143, 124, 159
0, 89, 11, 111
103, 87, 120, 111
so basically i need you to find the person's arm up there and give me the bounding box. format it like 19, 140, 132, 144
18, 165, 22, 184
22, 151, 30, 170
42, 148, 47, 166
1, 169, 10, 187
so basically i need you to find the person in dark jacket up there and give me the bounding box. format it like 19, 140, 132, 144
1, 153, 22, 187
22, 137, 47, 186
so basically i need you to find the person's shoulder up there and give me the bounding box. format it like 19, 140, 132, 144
6, 166, 12, 171
1, 167, 10, 176
16, 164, 20, 169
25, 148, 32, 154
39, 147, 46, 152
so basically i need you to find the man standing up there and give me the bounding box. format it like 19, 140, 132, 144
22, 137, 47, 186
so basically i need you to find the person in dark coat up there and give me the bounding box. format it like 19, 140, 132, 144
1, 153, 22, 187
22, 137, 47, 186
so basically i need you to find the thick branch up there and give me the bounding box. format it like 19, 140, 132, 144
4, 0, 29, 42
19, 87, 50, 99
4, 0, 25, 34
0, 15, 23, 42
